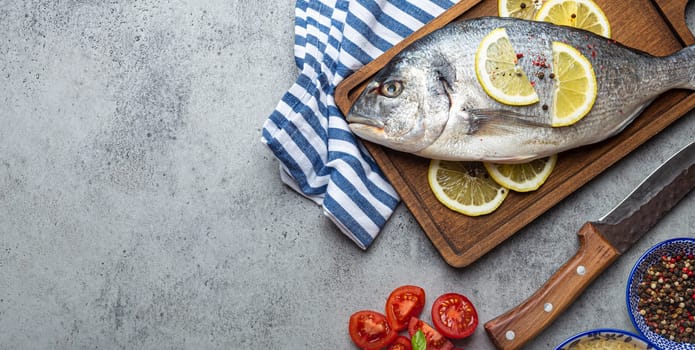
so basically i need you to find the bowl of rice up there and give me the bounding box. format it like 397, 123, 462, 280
554, 328, 653, 350
627, 238, 695, 350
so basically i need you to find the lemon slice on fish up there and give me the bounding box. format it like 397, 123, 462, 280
428, 160, 508, 216
483, 155, 558, 192
550, 41, 597, 127
475, 28, 539, 106
498, 0, 546, 20
535, 0, 611, 38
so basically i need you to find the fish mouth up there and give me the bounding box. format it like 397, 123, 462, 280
346, 113, 385, 129
346, 112, 387, 145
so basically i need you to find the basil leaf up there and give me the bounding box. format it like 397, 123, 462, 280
412, 329, 427, 350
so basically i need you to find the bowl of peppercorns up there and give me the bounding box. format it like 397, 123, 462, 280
627, 238, 695, 350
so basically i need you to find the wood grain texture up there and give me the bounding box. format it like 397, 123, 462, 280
334, 0, 695, 267
653, 0, 695, 45
483, 223, 621, 350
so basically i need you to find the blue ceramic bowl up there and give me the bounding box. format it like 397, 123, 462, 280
555, 328, 653, 350
627, 238, 695, 350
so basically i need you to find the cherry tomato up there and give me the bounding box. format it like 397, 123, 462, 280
385, 285, 426, 331
430, 293, 478, 339
387, 336, 412, 350
349, 310, 398, 350
408, 317, 454, 350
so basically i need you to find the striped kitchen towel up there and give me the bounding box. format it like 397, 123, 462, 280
261, 0, 457, 249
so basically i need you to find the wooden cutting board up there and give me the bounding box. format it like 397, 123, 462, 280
335, 0, 695, 267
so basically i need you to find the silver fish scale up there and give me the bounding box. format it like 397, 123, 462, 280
420, 18, 653, 159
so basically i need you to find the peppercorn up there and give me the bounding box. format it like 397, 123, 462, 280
637, 251, 695, 343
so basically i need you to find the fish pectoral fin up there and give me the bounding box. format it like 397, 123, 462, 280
466, 109, 549, 134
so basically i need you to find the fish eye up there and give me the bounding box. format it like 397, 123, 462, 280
380, 80, 403, 98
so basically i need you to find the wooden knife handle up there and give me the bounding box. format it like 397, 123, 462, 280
484, 222, 621, 350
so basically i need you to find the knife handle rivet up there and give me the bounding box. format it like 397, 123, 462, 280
505, 330, 515, 340
577, 265, 586, 275
544, 303, 553, 313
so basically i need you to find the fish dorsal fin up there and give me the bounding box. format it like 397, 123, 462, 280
466, 109, 549, 135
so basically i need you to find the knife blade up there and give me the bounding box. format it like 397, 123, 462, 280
484, 141, 695, 350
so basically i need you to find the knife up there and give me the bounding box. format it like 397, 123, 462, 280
484, 141, 695, 350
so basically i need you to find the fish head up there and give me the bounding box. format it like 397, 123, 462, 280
346, 54, 453, 153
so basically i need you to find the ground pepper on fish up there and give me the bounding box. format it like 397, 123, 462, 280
637, 252, 695, 343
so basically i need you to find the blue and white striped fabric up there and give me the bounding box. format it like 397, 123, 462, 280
262, 0, 458, 249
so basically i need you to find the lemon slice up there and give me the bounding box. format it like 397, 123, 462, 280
475, 27, 539, 106
483, 155, 558, 192
428, 160, 508, 216
498, 0, 546, 20
535, 0, 611, 38
550, 41, 597, 127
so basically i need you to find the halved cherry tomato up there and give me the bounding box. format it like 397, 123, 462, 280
387, 335, 412, 350
408, 317, 454, 350
349, 310, 398, 350
385, 285, 426, 331
430, 293, 478, 339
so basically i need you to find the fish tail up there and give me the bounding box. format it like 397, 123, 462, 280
645, 46, 695, 94
674, 45, 695, 90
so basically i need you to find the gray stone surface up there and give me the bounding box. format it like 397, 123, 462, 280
0, 1, 693, 349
